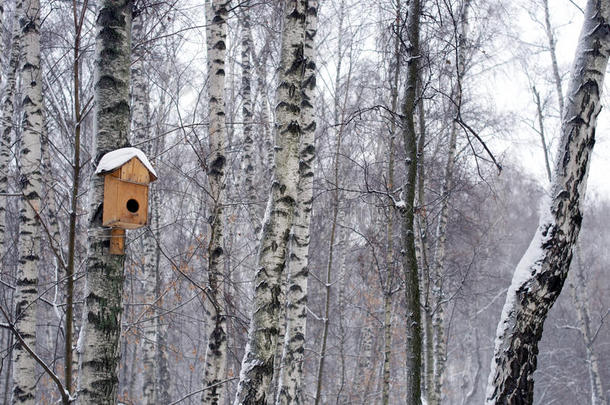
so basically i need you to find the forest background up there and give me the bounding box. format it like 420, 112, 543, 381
0, 0, 608, 404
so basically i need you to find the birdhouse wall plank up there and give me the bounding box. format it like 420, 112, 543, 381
120, 158, 151, 184
109, 228, 126, 255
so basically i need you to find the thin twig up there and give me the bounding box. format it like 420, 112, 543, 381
168, 377, 238, 405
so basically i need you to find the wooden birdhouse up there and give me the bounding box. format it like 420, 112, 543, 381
96, 147, 158, 254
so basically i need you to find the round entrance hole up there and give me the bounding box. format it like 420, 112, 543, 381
126, 199, 139, 213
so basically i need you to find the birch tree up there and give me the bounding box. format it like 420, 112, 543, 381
275, 1, 318, 403
129, 12, 161, 404
428, 2, 471, 403
77, 1, 132, 403
10, 0, 43, 402
0, 4, 21, 259
381, 4, 402, 402
400, 0, 422, 403
486, 1, 610, 403
233, 0, 307, 402
314, 2, 348, 402
240, 4, 261, 236
203, 0, 229, 403
569, 248, 607, 405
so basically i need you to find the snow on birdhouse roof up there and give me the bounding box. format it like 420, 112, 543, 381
95, 147, 158, 179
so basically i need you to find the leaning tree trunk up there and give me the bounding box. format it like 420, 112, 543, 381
540, 6, 605, 403
77, 2, 132, 403
10, 0, 43, 403
202, 1, 229, 404
233, 1, 306, 403
485, 1, 610, 403
400, 0, 422, 403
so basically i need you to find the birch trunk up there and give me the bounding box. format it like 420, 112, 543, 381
418, 89, 433, 405
429, 4, 470, 402
153, 109, 170, 404
63, 0, 88, 395
541, 6, 605, 403
382, 6, 401, 401
400, 0, 422, 403
130, 14, 159, 405
0, 9, 21, 260
356, 325, 374, 404
486, 1, 610, 402
11, 0, 43, 402
569, 248, 606, 405
334, 216, 349, 405
532, 86, 553, 183
314, 3, 347, 400
0, 0, 3, 86
203, 1, 229, 403
268, 276, 287, 402
252, 42, 273, 180
233, 1, 306, 402
77, 1, 132, 403
241, 6, 261, 236
542, 0, 564, 118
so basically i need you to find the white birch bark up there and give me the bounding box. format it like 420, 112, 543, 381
542, 0, 565, 118
203, 1, 229, 403
0, 9, 21, 260
233, 1, 306, 402
315, 4, 347, 402
429, 3, 470, 402
0, 0, 3, 86
153, 92, 171, 405
541, 6, 606, 403
252, 42, 273, 180
335, 224, 349, 404
274, 4, 318, 399
10, 0, 43, 402
569, 248, 607, 405
416, 84, 434, 405
532, 85, 553, 183
77, 2, 132, 403
486, 1, 610, 402
383, 7, 401, 401
240, 6, 261, 236
130, 14, 159, 405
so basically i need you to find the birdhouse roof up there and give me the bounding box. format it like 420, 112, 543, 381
95, 147, 158, 179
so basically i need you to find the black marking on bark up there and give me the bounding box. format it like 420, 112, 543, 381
102, 100, 130, 117
213, 40, 226, 50
210, 246, 223, 260
277, 100, 300, 114
210, 155, 226, 176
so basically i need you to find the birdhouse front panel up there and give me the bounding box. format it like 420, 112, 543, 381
102, 171, 149, 229
118, 157, 154, 183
